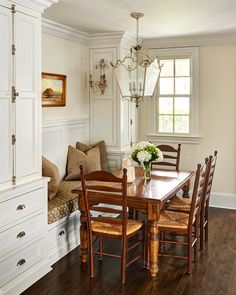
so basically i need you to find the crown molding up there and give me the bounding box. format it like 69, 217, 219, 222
42, 18, 236, 48
88, 31, 125, 46
143, 32, 236, 49
13, 0, 58, 13
42, 18, 126, 46
42, 18, 89, 45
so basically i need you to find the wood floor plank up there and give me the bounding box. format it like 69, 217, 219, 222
22, 208, 236, 295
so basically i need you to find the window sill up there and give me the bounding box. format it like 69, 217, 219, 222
147, 134, 202, 144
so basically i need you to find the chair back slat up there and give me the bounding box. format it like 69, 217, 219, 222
163, 155, 178, 160
80, 165, 128, 241
152, 144, 181, 171
188, 163, 207, 228
89, 206, 122, 215
155, 162, 178, 167
86, 184, 122, 193
90, 216, 123, 225
85, 170, 123, 182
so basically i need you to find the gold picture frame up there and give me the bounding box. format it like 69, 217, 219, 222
42, 72, 66, 107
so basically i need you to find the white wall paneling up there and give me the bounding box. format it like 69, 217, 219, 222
89, 47, 117, 147
42, 118, 89, 178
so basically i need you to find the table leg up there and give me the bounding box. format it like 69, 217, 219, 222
182, 179, 190, 198
79, 202, 88, 263
148, 220, 159, 277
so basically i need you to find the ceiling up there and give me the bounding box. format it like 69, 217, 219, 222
43, 0, 236, 39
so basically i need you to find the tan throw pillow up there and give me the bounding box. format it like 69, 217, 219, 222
76, 140, 108, 171
42, 156, 60, 200
65, 145, 101, 181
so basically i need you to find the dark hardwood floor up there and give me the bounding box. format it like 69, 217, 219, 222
22, 208, 236, 295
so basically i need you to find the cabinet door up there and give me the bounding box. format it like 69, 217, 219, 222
0, 5, 12, 185
15, 11, 40, 180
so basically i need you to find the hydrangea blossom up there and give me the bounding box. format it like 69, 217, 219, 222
137, 150, 152, 164
135, 141, 154, 150
131, 141, 163, 166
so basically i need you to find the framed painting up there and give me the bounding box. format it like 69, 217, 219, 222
42, 72, 67, 107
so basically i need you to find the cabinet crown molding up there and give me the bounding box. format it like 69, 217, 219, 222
42, 18, 127, 46
13, 0, 58, 13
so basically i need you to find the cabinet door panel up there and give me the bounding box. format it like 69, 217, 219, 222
0, 6, 12, 185
15, 12, 39, 179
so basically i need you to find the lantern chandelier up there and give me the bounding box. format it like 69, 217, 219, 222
110, 12, 162, 108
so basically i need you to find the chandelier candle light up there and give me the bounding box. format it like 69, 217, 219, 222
110, 12, 162, 107
131, 141, 163, 181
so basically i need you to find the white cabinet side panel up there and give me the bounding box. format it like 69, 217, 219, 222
15, 12, 39, 179
0, 6, 12, 185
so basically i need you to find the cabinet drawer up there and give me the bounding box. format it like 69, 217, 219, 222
0, 239, 44, 287
0, 214, 44, 258
0, 188, 44, 227
48, 214, 80, 250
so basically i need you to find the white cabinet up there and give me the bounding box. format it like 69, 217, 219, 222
0, 2, 41, 189
0, 0, 56, 294
0, 179, 50, 295
15, 11, 40, 181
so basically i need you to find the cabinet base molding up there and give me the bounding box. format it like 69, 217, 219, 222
1, 260, 51, 295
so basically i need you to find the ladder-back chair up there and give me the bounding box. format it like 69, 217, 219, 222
157, 162, 207, 273
80, 166, 145, 284
152, 144, 181, 171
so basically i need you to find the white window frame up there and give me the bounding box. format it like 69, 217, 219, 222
147, 47, 201, 144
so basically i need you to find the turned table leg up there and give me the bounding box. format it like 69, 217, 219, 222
79, 200, 88, 263
182, 179, 190, 198
148, 220, 159, 277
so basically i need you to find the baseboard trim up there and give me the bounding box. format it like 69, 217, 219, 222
210, 192, 236, 210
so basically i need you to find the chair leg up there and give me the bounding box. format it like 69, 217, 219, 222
121, 239, 127, 284
205, 201, 209, 248
187, 233, 192, 274
142, 226, 147, 268
89, 236, 94, 278
194, 217, 200, 262
146, 227, 150, 269
98, 237, 103, 260
200, 209, 204, 251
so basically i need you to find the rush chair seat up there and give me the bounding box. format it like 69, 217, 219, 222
80, 166, 145, 284
165, 151, 217, 250
157, 162, 207, 274
152, 144, 181, 171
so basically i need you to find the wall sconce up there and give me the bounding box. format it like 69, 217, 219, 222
89, 58, 108, 95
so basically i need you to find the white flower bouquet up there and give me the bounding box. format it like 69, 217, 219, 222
131, 141, 163, 180
131, 141, 163, 166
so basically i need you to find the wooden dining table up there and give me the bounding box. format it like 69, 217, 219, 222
72, 167, 193, 278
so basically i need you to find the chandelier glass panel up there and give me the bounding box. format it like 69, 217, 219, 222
111, 13, 162, 107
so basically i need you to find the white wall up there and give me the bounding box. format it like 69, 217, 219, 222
42, 33, 89, 121
139, 44, 236, 196
41, 27, 236, 205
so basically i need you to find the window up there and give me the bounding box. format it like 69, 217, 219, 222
148, 47, 200, 143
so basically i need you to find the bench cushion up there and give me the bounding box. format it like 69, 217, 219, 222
48, 180, 80, 224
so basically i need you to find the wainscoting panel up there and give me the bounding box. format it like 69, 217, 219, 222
42, 118, 89, 178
